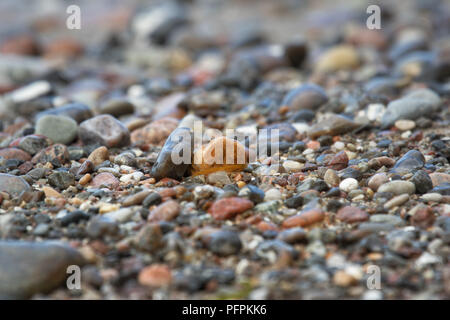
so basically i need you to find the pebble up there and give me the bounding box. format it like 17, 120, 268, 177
0, 173, 31, 196
421, 193, 443, 202
151, 127, 192, 181
79, 174, 91, 185
264, 188, 282, 201
394, 120, 415, 131
378, 181, 416, 195
206, 171, 232, 185
138, 264, 172, 287
114, 152, 136, 167
369, 214, 404, 227
431, 183, 450, 196
238, 185, 265, 204
391, 150, 425, 174
35, 115, 78, 144
35, 102, 93, 124
0, 148, 31, 161
277, 227, 307, 244
381, 89, 441, 128
339, 178, 358, 193
429, 173, 450, 187
143, 192, 162, 208
42, 186, 63, 199
131, 117, 178, 146
59, 210, 90, 227
281, 83, 328, 111
336, 206, 369, 223
48, 171, 75, 190
77, 160, 94, 175
79, 115, 130, 148
327, 151, 349, 170
411, 207, 435, 229
411, 170, 433, 194
122, 190, 151, 207
192, 137, 248, 175
120, 171, 143, 183
315, 45, 360, 72
282, 160, 303, 172
148, 200, 180, 222
263, 122, 298, 142
323, 169, 341, 187
285, 194, 304, 208
86, 216, 119, 238
208, 197, 253, 220
384, 194, 409, 209
31, 144, 69, 165
16, 135, 48, 155
104, 208, 135, 223
87, 146, 109, 166
90, 172, 120, 189
99, 99, 135, 117
282, 209, 325, 228
308, 114, 359, 139
0, 241, 84, 299
367, 173, 389, 192
208, 230, 242, 256
134, 223, 163, 252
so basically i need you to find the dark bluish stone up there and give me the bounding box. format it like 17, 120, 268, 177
391, 150, 425, 174
411, 170, 433, 194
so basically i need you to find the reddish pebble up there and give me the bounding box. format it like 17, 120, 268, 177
208, 197, 254, 220
148, 200, 180, 222
0, 148, 31, 161
336, 206, 369, 223
307, 140, 320, 150
131, 117, 178, 146
282, 209, 325, 228
411, 207, 435, 229
327, 151, 349, 170
429, 173, 450, 187
90, 172, 119, 189
368, 156, 395, 169
138, 264, 172, 287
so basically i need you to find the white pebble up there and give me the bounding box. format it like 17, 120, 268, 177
282, 160, 303, 172
333, 141, 345, 151
120, 171, 143, 183
339, 178, 358, 193
421, 193, 442, 202
264, 188, 282, 201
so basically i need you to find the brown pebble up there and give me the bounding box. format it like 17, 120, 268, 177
79, 173, 91, 185
282, 209, 325, 228
148, 200, 180, 222
138, 264, 172, 287
336, 206, 369, 223
88, 146, 109, 166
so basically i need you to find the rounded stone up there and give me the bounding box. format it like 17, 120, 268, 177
87, 146, 109, 166
367, 173, 389, 191
411, 170, 433, 194
315, 45, 360, 73
208, 230, 242, 256
281, 83, 328, 111
79, 115, 130, 148
0, 173, 31, 196
35, 115, 78, 145
208, 197, 253, 220
339, 178, 358, 193
395, 119, 416, 131
264, 188, 282, 201
324, 169, 340, 187
377, 181, 415, 195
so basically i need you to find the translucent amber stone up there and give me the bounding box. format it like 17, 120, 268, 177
191, 136, 248, 175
